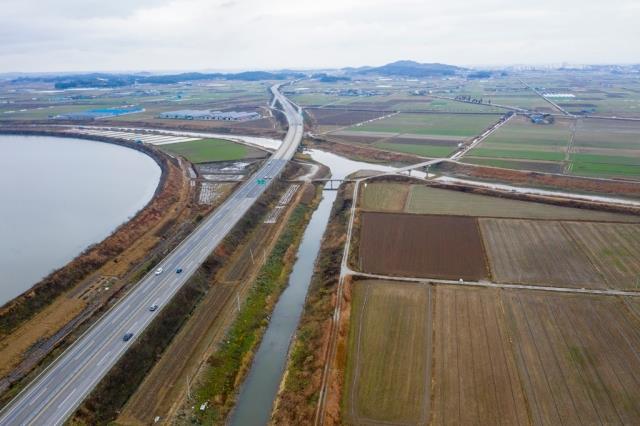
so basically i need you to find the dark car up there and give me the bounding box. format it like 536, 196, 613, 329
122, 333, 134, 342
176, 268, 183, 274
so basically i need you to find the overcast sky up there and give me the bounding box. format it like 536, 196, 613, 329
1, 0, 638, 73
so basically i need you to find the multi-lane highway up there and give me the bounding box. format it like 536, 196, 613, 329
0, 83, 303, 426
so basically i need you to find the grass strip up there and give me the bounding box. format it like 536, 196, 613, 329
191, 192, 319, 424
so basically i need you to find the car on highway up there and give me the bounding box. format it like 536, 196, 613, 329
154, 267, 163, 275
149, 304, 158, 311
176, 268, 183, 274
122, 333, 134, 342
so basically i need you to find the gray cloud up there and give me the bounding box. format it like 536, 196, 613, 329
0, 0, 638, 72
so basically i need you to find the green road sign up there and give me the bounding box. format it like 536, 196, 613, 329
257, 178, 266, 185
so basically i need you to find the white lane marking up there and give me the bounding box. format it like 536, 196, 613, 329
28, 387, 48, 407
54, 388, 77, 416
0, 110, 295, 425
73, 339, 95, 361
96, 351, 112, 367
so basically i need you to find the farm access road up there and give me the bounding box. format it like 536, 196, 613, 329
0, 83, 303, 426
343, 269, 640, 298
315, 138, 640, 425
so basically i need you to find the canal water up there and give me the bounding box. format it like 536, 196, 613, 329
0, 135, 161, 306
230, 149, 396, 426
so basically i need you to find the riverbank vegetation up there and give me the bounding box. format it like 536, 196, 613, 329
273, 183, 353, 425
189, 185, 321, 425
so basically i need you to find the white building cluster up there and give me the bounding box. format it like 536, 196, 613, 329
159, 109, 261, 121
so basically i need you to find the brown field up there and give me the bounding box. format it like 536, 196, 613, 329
432, 286, 529, 426
480, 218, 605, 288
359, 212, 488, 280
327, 134, 384, 145
343, 280, 431, 425
307, 108, 389, 126
503, 291, 640, 425
563, 222, 640, 290
360, 182, 409, 211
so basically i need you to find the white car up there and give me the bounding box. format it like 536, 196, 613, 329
154, 267, 163, 275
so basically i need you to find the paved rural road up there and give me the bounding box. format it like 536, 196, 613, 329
0, 83, 303, 426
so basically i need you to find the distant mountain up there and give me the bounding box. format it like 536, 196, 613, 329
349, 60, 464, 77
11, 70, 306, 89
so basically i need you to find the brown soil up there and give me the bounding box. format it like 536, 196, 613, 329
503, 291, 640, 425
480, 218, 606, 289
431, 285, 529, 425
358, 212, 489, 280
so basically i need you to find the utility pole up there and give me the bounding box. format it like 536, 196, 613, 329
250, 248, 255, 265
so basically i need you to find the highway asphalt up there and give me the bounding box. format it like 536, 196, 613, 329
0, 83, 303, 426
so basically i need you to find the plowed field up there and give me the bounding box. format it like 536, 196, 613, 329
564, 222, 640, 290
432, 286, 529, 426
480, 218, 605, 288
307, 108, 389, 126
359, 212, 488, 280
504, 291, 640, 425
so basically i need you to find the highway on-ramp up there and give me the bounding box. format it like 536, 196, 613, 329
0, 83, 303, 426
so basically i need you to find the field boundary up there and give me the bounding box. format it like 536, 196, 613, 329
348, 272, 640, 297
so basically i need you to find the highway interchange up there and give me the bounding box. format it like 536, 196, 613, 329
0, 83, 303, 426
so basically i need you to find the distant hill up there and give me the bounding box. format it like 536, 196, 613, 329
12, 70, 306, 89
349, 60, 464, 77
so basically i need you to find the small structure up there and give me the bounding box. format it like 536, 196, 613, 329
52, 106, 143, 120
159, 109, 261, 121
529, 113, 554, 125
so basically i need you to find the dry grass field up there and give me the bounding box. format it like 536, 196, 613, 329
343, 280, 431, 425
432, 286, 529, 426
503, 291, 640, 425
344, 282, 640, 426
360, 182, 640, 223
345, 178, 640, 425
360, 182, 409, 211
307, 108, 389, 126
405, 185, 640, 222
564, 222, 640, 290
480, 218, 605, 288
359, 212, 488, 280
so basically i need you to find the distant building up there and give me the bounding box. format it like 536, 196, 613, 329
529, 113, 554, 125
159, 109, 261, 121
52, 106, 143, 120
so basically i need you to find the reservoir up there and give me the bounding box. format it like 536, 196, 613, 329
0, 134, 161, 306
